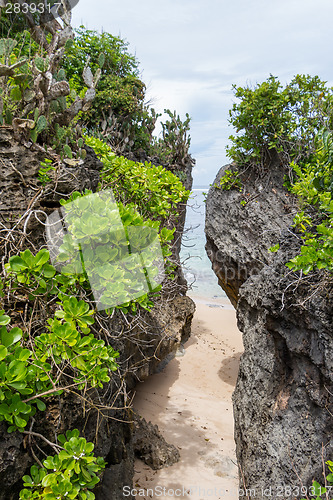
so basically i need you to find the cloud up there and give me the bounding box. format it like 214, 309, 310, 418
72, 0, 333, 185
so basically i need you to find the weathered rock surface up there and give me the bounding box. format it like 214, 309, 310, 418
205, 160, 333, 498
0, 127, 195, 499
205, 159, 296, 307
132, 412, 180, 469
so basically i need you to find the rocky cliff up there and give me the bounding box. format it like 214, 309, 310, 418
205, 158, 333, 498
0, 127, 195, 499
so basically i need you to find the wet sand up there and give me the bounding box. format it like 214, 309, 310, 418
133, 296, 244, 500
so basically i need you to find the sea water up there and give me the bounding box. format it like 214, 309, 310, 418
180, 188, 226, 300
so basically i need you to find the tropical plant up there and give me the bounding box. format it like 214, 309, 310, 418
214, 169, 242, 191
0, 7, 100, 156
85, 136, 190, 220
227, 74, 333, 168
286, 128, 333, 275
63, 26, 139, 85
61, 26, 159, 152
152, 109, 192, 165
1, 249, 119, 432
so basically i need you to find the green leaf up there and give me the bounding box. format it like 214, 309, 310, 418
5, 109, 12, 125
269, 243, 280, 253
81, 466, 92, 483
7, 382, 27, 390
0, 39, 16, 57
14, 415, 27, 428
35, 56, 49, 73
72, 356, 87, 371
41, 473, 57, 487
30, 127, 38, 143
42, 264, 56, 278
34, 249, 50, 268
0, 345, 8, 361
65, 39, 74, 50
312, 481, 326, 497
22, 475, 33, 485
36, 399, 46, 411
326, 460, 333, 471
1, 326, 22, 347
98, 53, 105, 68
56, 126, 66, 142
16, 348, 30, 361
21, 249, 34, 267
9, 256, 27, 272
0, 312, 10, 326
0, 403, 9, 416
43, 458, 55, 469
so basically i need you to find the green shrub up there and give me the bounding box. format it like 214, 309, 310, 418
19, 429, 105, 499
227, 74, 333, 168
151, 109, 191, 165
85, 136, 190, 220
1, 249, 119, 432
63, 26, 139, 87
286, 129, 333, 274
61, 27, 160, 152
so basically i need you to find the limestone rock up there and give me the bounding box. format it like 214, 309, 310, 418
0, 127, 195, 499
205, 159, 333, 498
132, 412, 180, 469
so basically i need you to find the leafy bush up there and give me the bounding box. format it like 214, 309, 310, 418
61, 26, 159, 153
85, 136, 190, 220
1, 249, 119, 432
286, 129, 333, 274
63, 26, 139, 86
227, 74, 333, 168
0, 10, 106, 160
55, 190, 166, 311
0, 13, 193, 497
19, 429, 105, 499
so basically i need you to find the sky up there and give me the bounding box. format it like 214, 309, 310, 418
71, 0, 333, 187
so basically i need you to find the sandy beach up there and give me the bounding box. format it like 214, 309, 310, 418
133, 296, 244, 500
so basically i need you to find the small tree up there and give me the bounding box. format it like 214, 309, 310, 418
227, 74, 333, 168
